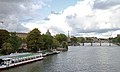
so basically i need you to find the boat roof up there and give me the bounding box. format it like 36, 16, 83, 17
2, 58, 13, 60
0, 53, 41, 59
11, 53, 34, 59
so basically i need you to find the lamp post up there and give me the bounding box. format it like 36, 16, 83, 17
109, 31, 112, 46
98, 38, 101, 46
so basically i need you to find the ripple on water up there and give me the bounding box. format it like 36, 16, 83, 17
1, 44, 120, 72
88, 63, 118, 72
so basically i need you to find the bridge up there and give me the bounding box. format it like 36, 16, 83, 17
79, 42, 112, 46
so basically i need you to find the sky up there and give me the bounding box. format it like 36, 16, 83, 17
0, 0, 120, 38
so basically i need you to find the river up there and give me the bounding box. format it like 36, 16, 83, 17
1, 43, 120, 72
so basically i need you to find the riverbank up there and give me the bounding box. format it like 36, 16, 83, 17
56, 48, 68, 51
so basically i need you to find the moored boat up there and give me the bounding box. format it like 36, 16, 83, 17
0, 53, 43, 69
37, 50, 60, 56
52, 51, 60, 54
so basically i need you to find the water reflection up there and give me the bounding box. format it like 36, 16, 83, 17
1, 43, 120, 72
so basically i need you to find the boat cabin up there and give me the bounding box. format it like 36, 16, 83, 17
0, 58, 12, 66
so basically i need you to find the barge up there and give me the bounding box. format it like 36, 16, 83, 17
38, 50, 60, 56
0, 53, 43, 69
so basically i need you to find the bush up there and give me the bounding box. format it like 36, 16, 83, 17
62, 41, 68, 49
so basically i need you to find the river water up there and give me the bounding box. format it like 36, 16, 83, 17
1, 43, 120, 72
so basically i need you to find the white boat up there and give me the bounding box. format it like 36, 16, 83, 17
53, 51, 60, 54
0, 53, 43, 69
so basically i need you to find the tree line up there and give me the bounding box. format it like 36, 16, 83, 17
0, 28, 68, 55
112, 36, 120, 45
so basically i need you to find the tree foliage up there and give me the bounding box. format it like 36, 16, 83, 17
62, 41, 68, 49
27, 28, 43, 52
112, 36, 120, 43
42, 34, 53, 50
85, 37, 93, 42
54, 34, 67, 44
8, 32, 22, 52
0, 29, 9, 48
77, 37, 85, 43
1, 42, 13, 55
70, 36, 78, 44
52, 39, 59, 49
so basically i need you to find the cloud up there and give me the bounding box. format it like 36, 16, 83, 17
0, 15, 29, 32
2, 0, 120, 38
93, 0, 120, 9
0, 0, 48, 32
35, 0, 120, 38
44, 17, 50, 21
51, 11, 61, 15
49, 26, 65, 34
66, 13, 77, 19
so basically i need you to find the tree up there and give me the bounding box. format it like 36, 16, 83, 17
27, 28, 43, 52
8, 32, 22, 52
52, 39, 59, 49
62, 41, 68, 49
112, 36, 120, 43
78, 37, 85, 43
86, 37, 93, 43
54, 34, 67, 44
0, 29, 9, 48
1, 42, 13, 55
42, 34, 53, 50
70, 36, 78, 44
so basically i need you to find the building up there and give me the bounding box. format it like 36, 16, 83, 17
67, 31, 71, 42
46, 29, 51, 36
16, 33, 28, 39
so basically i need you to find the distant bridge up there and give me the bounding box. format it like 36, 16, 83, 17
79, 42, 112, 46
68, 42, 114, 46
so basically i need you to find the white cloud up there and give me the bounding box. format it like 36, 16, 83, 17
2, 0, 120, 38
27, 0, 120, 38
23, 20, 47, 34
0, 0, 49, 32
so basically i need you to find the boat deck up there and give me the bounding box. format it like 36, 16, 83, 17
11, 53, 38, 59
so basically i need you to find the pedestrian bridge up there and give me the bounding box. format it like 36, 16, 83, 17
79, 43, 115, 46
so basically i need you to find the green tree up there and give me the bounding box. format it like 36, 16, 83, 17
8, 32, 22, 52
62, 41, 68, 49
70, 36, 78, 44
78, 37, 85, 43
116, 37, 120, 43
112, 36, 120, 43
42, 34, 53, 50
1, 42, 13, 55
0, 29, 9, 48
86, 37, 93, 43
54, 34, 67, 44
27, 28, 43, 52
21, 38, 27, 43
52, 39, 59, 49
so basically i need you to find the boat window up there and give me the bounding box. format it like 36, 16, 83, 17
12, 61, 14, 63
0, 59, 3, 64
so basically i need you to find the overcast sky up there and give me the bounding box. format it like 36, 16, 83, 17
0, 0, 120, 38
